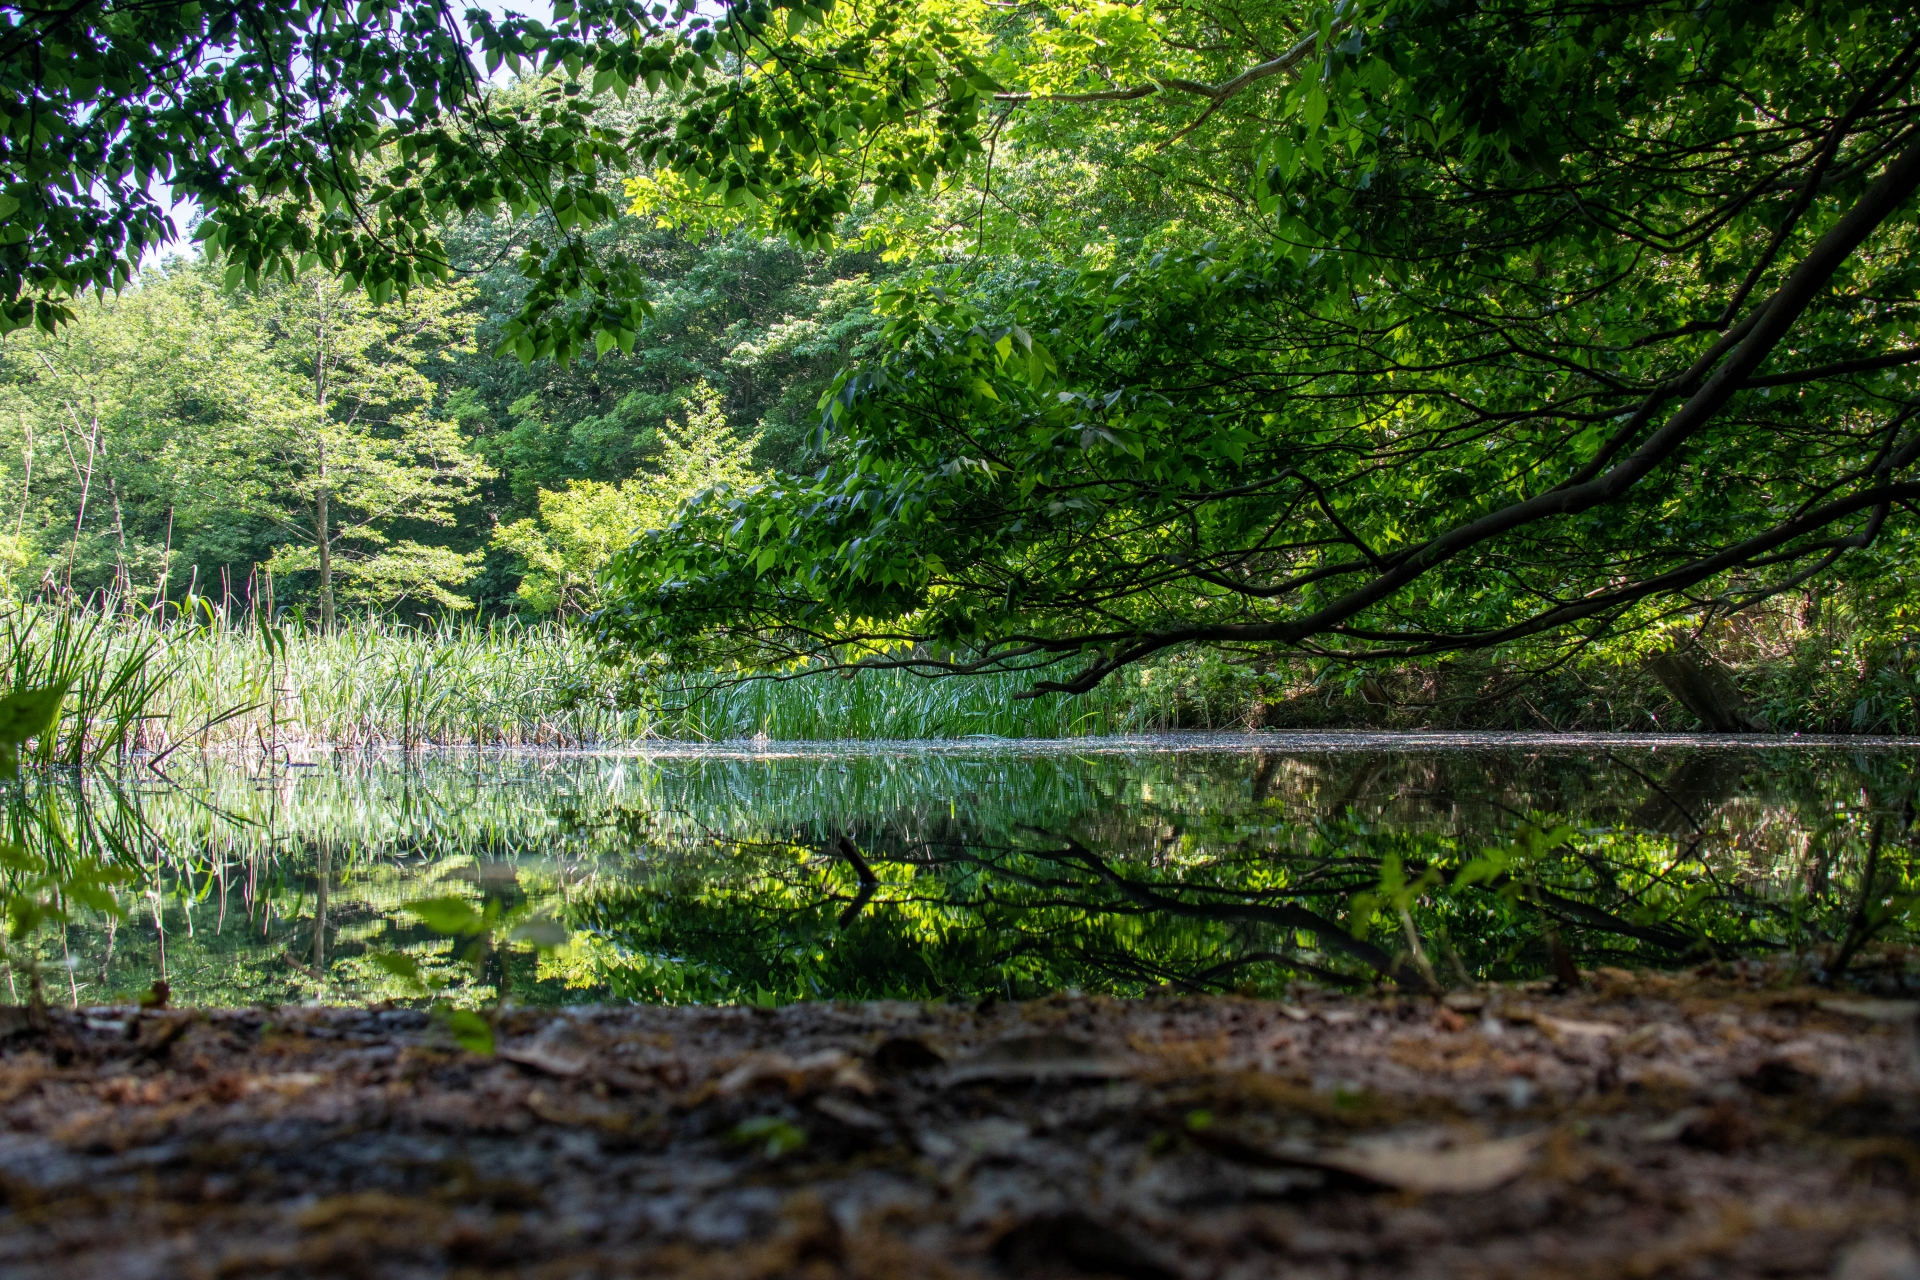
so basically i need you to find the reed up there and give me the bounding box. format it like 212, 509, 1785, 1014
1, 608, 170, 767
0, 599, 1254, 751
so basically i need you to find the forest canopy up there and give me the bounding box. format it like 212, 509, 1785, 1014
5, 0, 1920, 697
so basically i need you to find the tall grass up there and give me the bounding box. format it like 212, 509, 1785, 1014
2, 609, 169, 767
0, 599, 1253, 750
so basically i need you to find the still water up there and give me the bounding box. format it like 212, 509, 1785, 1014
11, 733, 1919, 1007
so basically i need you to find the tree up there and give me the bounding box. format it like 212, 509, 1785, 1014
0, 262, 264, 602
596, 1, 1920, 696
493, 381, 758, 614
0, 0, 1001, 361
0, 259, 496, 615
23, 0, 1920, 695
230, 278, 493, 624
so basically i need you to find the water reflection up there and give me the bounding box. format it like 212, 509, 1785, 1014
3, 737, 1916, 1006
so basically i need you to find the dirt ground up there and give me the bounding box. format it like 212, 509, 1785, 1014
0, 971, 1917, 1279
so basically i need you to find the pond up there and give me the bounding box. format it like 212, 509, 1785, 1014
5, 733, 1917, 1008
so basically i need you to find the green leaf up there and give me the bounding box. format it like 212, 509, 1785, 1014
729, 1115, 807, 1157
1303, 80, 1328, 130
405, 896, 486, 936
0, 682, 69, 749
507, 916, 570, 948
368, 950, 425, 986
444, 1008, 495, 1055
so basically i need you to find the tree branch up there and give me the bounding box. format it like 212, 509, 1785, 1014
993, 28, 1319, 109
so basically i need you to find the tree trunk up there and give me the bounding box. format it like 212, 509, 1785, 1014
313, 292, 334, 631
104, 470, 131, 607
1646, 648, 1771, 733
315, 446, 334, 631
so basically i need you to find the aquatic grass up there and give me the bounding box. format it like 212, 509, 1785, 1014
661, 666, 1144, 740
0, 597, 1273, 752
2, 607, 172, 768
4, 603, 1256, 748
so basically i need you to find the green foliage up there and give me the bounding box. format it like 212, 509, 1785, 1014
730, 1116, 808, 1158
0, 236, 881, 619
0, 259, 493, 618
598, 1, 1920, 700
492, 382, 759, 614
0, 776, 141, 1004
228, 277, 495, 622
368, 893, 573, 1053
0, 0, 1008, 363
0, 681, 66, 780
2, 608, 168, 768
16, 0, 1920, 725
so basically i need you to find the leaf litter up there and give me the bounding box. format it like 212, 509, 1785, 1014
0, 968, 1915, 1278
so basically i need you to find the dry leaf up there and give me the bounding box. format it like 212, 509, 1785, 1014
1817, 998, 1920, 1024
1312, 1130, 1547, 1194
814, 1096, 886, 1130
1534, 1015, 1622, 1041
940, 1034, 1134, 1085
499, 1019, 601, 1077
718, 1048, 874, 1097
248, 1072, 329, 1096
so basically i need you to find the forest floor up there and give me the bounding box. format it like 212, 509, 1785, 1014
0, 971, 1916, 1279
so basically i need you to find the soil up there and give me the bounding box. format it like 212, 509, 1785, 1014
0, 970, 1917, 1279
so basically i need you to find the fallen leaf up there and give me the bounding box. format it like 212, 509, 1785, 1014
814, 1096, 886, 1130
1638, 1108, 1705, 1143
940, 1034, 1134, 1085
248, 1072, 329, 1097
1817, 998, 1920, 1023
718, 1048, 875, 1097
1534, 1015, 1622, 1042
297, 1191, 444, 1230
499, 1022, 594, 1077
1311, 1130, 1547, 1194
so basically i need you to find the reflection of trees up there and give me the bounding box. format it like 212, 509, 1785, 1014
5, 746, 1914, 1005
578, 748, 1919, 1000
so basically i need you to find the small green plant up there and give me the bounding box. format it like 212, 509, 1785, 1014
0, 771, 135, 1012
0, 680, 68, 779
367, 895, 571, 1054
729, 1115, 808, 1159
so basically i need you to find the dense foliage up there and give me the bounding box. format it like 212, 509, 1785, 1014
603, 0, 1920, 696
8, 0, 1920, 710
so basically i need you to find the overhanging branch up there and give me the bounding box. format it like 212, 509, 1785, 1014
993, 28, 1320, 110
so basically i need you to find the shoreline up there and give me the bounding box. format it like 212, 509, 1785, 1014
126, 728, 1920, 764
